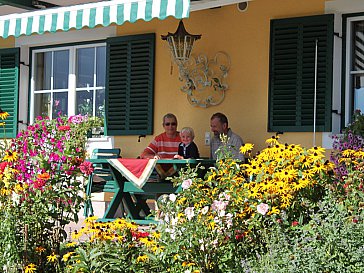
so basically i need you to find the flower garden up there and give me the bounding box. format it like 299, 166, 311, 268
1, 109, 364, 272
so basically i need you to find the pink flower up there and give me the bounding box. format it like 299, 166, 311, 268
257, 203, 269, 215
211, 200, 228, 212
181, 179, 193, 190
184, 207, 195, 220
68, 115, 85, 124
292, 221, 299, 227
80, 161, 94, 175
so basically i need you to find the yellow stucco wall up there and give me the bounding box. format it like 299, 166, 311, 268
0, 0, 327, 158
0, 37, 14, 48
113, 0, 326, 158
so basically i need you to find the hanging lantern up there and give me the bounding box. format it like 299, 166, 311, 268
161, 20, 201, 64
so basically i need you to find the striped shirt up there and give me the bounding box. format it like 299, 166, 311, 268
142, 132, 181, 159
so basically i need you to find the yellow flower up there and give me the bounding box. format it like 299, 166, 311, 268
267, 206, 280, 215
265, 136, 280, 146
0, 109, 9, 120
307, 146, 326, 155
240, 143, 254, 154
65, 241, 77, 248
342, 149, 356, 157
24, 263, 37, 273
3, 150, 18, 162
84, 216, 98, 224
62, 252, 75, 262
136, 254, 149, 262
47, 252, 58, 263
0, 122, 5, 126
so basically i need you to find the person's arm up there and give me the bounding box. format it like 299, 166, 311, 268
190, 142, 200, 159
140, 139, 158, 159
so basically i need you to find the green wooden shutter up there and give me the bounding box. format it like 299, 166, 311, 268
105, 33, 155, 136
268, 14, 334, 132
0, 48, 19, 138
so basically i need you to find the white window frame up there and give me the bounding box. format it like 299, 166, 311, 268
30, 42, 106, 122
344, 15, 364, 125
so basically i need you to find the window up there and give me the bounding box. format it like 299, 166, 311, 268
268, 14, 334, 132
30, 33, 155, 136
343, 16, 364, 125
31, 43, 106, 121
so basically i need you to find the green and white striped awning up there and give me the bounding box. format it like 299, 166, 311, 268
0, 0, 190, 38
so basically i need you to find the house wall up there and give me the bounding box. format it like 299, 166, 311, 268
113, 0, 326, 158
0, 0, 328, 158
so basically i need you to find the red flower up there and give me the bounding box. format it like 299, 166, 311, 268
131, 231, 150, 239
0, 161, 8, 172
58, 125, 71, 131
352, 218, 358, 223
79, 161, 94, 175
291, 221, 299, 227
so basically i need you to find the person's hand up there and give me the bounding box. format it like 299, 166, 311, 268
173, 155, 183, 159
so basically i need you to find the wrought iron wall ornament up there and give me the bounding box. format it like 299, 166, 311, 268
162, 21, 230, 108
177, 51, 231, 108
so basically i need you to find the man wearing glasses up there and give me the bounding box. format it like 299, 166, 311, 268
140, 113, 181, 159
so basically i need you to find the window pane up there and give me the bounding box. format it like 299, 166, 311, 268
54, 50, 69, 89
96, 46, 106, 87
352, 21, 364, 71
95, 89, 105, 118
34, 52, 52, 90
77, 47, 95, 88
76, 90, 93, 116
34, 93, 51, 118
53, 92, 68, 117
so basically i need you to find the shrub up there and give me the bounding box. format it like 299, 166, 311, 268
0, 114, 100, 272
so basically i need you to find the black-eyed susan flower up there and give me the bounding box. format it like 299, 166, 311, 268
136, 254, 149, 263
47, 252, 58, 263
0, 109, 9, 120
65, 241, 77, 248
265, 135, 280, 146
240, 143, 254, 154
24, 263, 37, 273
3, 150, 18, 162
62, 251, 75, 262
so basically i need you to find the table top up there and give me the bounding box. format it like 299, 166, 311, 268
89, 158, 216, 164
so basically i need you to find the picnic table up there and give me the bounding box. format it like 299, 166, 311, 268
84, 153, 215, 224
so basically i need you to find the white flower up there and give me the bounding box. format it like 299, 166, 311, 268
219, 192, 231, 201
201, 206, 209, 215
169, 193, 176, 202
257, 203, 269, 215
184, 207, 195, 220
181, 179, 193, 190
171, 217, 178, 226
218, 210, 226, 217
11, 192, 20, 206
